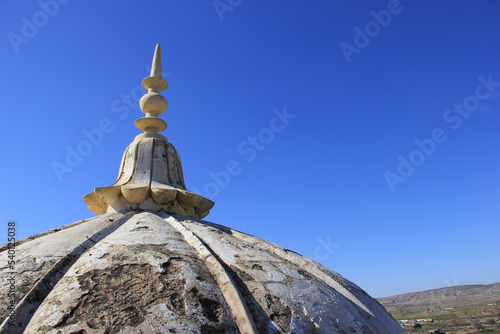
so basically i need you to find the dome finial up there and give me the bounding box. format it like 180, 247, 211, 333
134, 44, 169, 140
83, 44, 215, 219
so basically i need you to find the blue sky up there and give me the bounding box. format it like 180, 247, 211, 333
1, 0, 499, 298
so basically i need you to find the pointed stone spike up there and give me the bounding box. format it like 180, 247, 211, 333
150, 44, 162, 78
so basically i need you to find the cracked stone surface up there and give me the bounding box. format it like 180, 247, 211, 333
0, 212, 405, 334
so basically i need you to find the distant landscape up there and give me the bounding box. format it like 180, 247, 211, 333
377, 283, 500, 333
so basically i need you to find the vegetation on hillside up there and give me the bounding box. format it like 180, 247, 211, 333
377, 283, 500, 333
389, 303, 500, 333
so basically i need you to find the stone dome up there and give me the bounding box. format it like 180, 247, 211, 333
0, 45, 405, 334
1, 211, 404, 333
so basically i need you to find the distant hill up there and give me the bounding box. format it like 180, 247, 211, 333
377, 283, 500, 311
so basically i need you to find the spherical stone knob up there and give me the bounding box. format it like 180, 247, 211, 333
140, 92, 168, 117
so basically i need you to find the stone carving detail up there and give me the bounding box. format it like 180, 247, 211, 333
83, 45, 213, 219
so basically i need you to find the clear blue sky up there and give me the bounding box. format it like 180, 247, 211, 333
1, 1, 499, 298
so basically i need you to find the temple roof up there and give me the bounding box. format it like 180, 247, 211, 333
0, 45, 404, 334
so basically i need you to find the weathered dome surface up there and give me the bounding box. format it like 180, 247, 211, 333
0, 211, 404, 333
